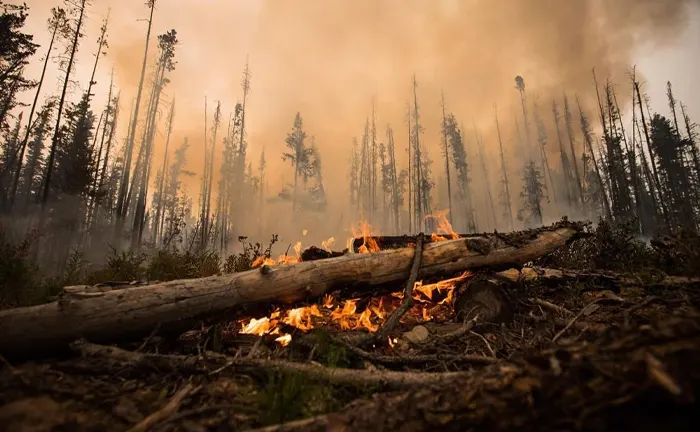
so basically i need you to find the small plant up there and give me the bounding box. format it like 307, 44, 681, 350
540, 218, 654, 272
147, 248, 220, 281
223, 234, 279, 273
0, 227, 41, 307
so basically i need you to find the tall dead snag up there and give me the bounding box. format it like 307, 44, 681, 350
563, 95, 585, 207
635, 79, 670, 230
115, 0, 156, 241
552, 100, 576, 210
385, 126, 402, 234
0, 221, 585, 358
440, 92, 453, 226
494, 105, 514, 231
152, 99, 176, 243
577, 96, 612, 221
473, 124, 498, 229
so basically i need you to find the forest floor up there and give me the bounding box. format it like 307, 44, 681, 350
1, 222, 700, 431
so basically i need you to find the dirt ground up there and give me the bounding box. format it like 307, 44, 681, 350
1, 266, 699, 431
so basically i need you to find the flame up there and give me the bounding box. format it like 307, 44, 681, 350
369, 298, 386, 319
321, 237, 336, 252
427, 209, 460, 242
275, 334, 292, 346
294, 241, 303, 258
388, 337, 398, 348
349, 222, 381, 254
358, 308, 378, 332
240, 317, 275, 336
236, 271, 473, 345
331, 299, 358, 329
302, 229, 308, 236
283, 305, 323, 331
411, 271, 472, 306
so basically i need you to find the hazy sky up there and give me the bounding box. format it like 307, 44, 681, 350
16, 0, 700, 239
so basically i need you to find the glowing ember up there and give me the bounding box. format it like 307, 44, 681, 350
302, 229, 308, 236
388, 337, 398, 348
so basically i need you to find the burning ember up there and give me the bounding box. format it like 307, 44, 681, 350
238, 218, 472, 346
236, 271, 472, 346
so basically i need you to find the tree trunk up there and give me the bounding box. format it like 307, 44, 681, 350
40, 0, 87, 208
9, 24, 57, 207
115, 2, 155, 241
0, 221, 584, 358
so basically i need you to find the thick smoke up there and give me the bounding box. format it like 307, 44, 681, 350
22, 0, 699, 244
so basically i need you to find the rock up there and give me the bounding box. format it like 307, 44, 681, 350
498, 268, 521, 283
402, 325, 430, 344
520, 267, 538, 281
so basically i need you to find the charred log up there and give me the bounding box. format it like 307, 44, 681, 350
0, 220, 585, 358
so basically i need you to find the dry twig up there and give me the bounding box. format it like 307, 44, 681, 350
127, 382, 198, 432
370, 235, 424, 345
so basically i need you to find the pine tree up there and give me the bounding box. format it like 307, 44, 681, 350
518, 160, 545, 228
282, 112, 312, 215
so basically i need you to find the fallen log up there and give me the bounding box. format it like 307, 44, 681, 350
0, 220, 585, 358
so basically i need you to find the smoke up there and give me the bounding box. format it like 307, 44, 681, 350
21, 0, 699, 244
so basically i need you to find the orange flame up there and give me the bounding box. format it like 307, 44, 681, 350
283, 305, 323, 331
349, 222, 381, 254
321, 237, 336, 252
427, 209, 460, 242
322, 294, 335, 309
275, 334, 292, 346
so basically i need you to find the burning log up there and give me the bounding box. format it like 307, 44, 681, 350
0, 220, 585, 358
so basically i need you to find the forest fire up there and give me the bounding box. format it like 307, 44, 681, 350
237, 217, 473, 345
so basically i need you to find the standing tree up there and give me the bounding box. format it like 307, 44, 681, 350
115, 0, 156, 241
494, 105, 513, 230
0, 1, 38, 131
40, 0, 88, 210
282, 112, 312, 215
8, 7, 68, 208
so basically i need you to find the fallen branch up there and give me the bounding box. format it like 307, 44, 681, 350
127, 382, 198, 432
0, 220, 585, 358
371, 235, 424, 345
531, 298, 574, 316
70, 340, 470, 390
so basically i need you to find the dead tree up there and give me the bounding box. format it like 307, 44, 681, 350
115, 0, 156, 241
494, 104, 514, 230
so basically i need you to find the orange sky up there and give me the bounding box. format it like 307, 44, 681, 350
16, 0, 700, 242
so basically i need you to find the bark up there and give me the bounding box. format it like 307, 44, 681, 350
0, 221, 584, 358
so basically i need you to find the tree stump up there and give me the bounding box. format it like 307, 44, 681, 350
453, 276, 515, 325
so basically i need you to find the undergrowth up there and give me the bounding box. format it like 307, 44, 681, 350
538, 218, 700, 276
0, 227, 280, 308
